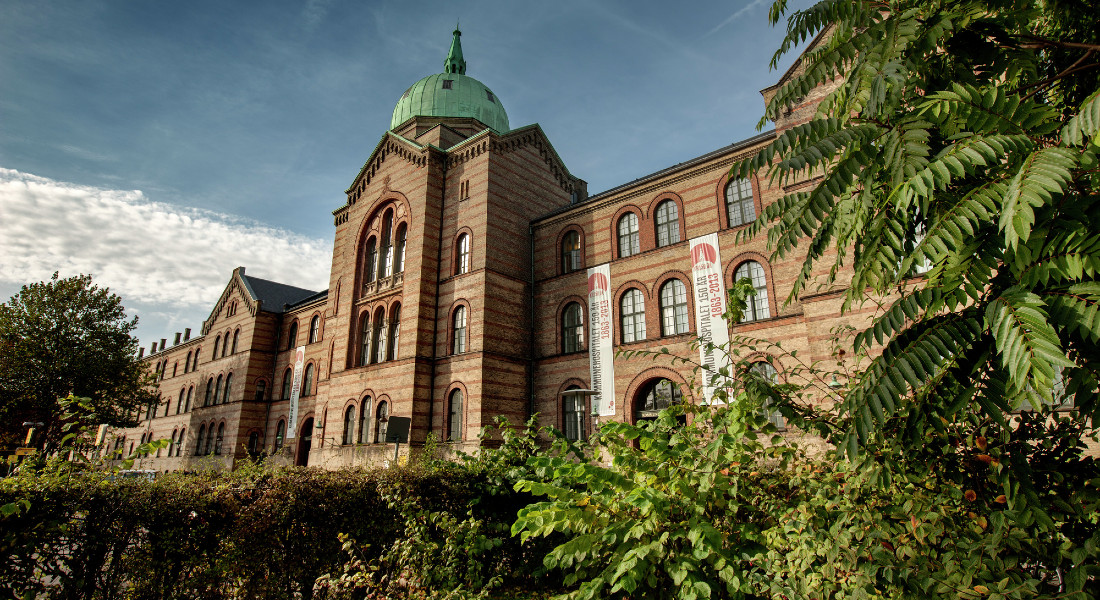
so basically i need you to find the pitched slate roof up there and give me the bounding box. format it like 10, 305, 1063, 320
239, 274, 322, 314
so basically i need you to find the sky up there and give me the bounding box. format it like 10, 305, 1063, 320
0, 0, 812, 351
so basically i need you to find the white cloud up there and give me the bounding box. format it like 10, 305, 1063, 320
0, 167, 331, 311
705, 0, 769, 37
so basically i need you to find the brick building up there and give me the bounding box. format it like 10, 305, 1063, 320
116, 29, 858, 470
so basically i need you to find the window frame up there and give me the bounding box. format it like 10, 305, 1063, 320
659, 279, 689, 336
724, 177, 756, 228
562, 302, 584, 354
733, 261, 771, 322
655, 200, 681, 248
620, 288, 646, 343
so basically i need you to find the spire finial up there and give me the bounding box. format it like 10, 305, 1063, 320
444, 25, 466, 75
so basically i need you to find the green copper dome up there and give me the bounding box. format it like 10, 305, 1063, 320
389, 29, 510, 133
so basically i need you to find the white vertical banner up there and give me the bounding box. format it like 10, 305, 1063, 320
587, 264, 617, 417
287, 346, 306, 439
690, 233, 732, 404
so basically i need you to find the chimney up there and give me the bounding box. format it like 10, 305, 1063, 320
184, 328, 191, 341
173, 332, 182, 345
159, 339, 166, 352
150, 343, 157, 355
139, 347, 145, 358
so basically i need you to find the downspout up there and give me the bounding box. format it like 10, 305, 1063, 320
527, 224, 536, 420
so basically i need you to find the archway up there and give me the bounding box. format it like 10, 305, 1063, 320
296, 418, 313, 466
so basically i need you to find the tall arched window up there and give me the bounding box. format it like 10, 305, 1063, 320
204, 421, 215, 455
655, 200, 680, 247
364, 238, 378, 282
380, 211, 394, 278
376, 401, 389, 443
274, 419, 286, 452
455, 234, 470, 275
359, 313, 371, 367
287, 322, 298, 351
309, 315, 320, 344
282, 368, 293, 399
618, 213, 640, 257
371, 307, 386, 363
358, 397, 372, 443
394, 224, 407, 274
255, 380, 266, 402
659, 279, 689, 336
448, 389, 463, 441
195, 425, 206, 456
635, 379, 683, 422
725, 178, 756, 228
192, 348, 200, 371
205, 378, 214, 407
562, 302, 584, 353
176, 428, 185, 456
185, 351, 192, 373
302, 363, 314, 397
214, 422, 225, 455
248, 432, 261, 456
734, 261, 771, 321
185, 387, 192, 412
452, 306, 467, 354
177, 389, 185, 415
213, 335, 221, 359
222, 373, 232, 403
750, 361, 784, 429
214, 375, 223, 405
222, 332, 230, 357
561, 231, 581, 273
387, 305, 401, 361
562, 386, 585, 441
343, 405, 356, 445
231, 328, 240, 354
620, 288, 646, 343
170, 429, 178, 457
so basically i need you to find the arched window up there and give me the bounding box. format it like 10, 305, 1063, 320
364, 237, 378, 282
195, 425, 206, 456
371, 307, 386, 363
255, 380, 266, 402
394, 224, 407, 274
287, 322, 298, 351
248, 431, 260, 456
172, 362, 178, 377
213, 335, 221, 359
452, 306, 467, 354
562, 302, 584, 353
222, 332, 230, 357
343, 405, 356, 445
176, 428, 185, 456
376, 401, 389, 443
274, 420, 286, 452
192, 348, 200, 371
388, 305, 401, 361
214, 422, 224, 455
185, 387, 192, 412
562, 386, 586, 441
725, 178, 755, 228
177, 389, 185, 415
561, 231, 581, 273
734, 261, 770, 321
359, 313, 371, 367
282, 368, 293, 399
170, 429, 178, 457
618, 213, 640, 257
309, 315, 320, 344
358, 397, 372, 443
655, 200, 680, 247
185, 351, 192, 373
455, 234, 470, 275
750, 361, 784, 430
204, 421, 215, 455
380, 211, 394, 278
659, 279, 689, 336
448, 389, 463, 441
232, 328, 240, 354
214, 375, 223, 405
204, 378, 214, 407
222, 373, 232, 404
620, 288, 646, 343
302, 363, 314, 397
635, 379, 683, 421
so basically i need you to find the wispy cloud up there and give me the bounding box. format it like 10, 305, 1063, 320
705, 0, 769, 37
0, 168, 330, 310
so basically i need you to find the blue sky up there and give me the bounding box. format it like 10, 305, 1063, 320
0, 0, 811, 349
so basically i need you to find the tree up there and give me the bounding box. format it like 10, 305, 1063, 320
0, 273, 155, 448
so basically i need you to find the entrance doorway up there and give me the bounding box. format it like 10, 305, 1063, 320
296, 418, 313, 466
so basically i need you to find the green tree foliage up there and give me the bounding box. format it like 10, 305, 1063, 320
0, 273, 155, 447
731, 0, 1100, 450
